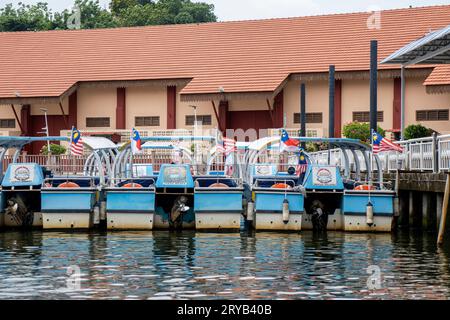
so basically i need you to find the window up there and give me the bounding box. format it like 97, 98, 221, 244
0, 119, 15, 128
86, 117, 110, 128
185, 115, 212, 126
416, 109, 449, 121
135, 116, 160, 127
293, 113, 323, 124
352, 111, 384, 122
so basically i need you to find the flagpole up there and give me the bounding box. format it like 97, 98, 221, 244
69, 126, 74, 175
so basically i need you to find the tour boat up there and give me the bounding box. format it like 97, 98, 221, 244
245, 134, 396, 232
105, 136, 245, 231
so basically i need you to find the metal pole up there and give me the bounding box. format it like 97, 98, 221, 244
400, 65, 406, 141
370, 40, 378, 134
300, 83, 306, 149
328, 65, 335, 138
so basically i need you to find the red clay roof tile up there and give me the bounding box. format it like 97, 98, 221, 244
1, 5, 450, 99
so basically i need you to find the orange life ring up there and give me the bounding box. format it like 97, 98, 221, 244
57, 182, 80, 188
122, 183, 143, 188
209, 183, 229, 188
354, 184, 376, 191
271, 183, 292, 189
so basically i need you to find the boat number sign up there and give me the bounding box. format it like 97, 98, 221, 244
312, 167, 337, 186
10, 164, 35, 183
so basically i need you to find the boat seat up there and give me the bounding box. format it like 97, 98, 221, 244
117, 179, 154, 188
255, 179, 297, 189
195, 178, 238, 188
209, 183, 229, 188
50, 178, 94, 188
57, 182, 80, 188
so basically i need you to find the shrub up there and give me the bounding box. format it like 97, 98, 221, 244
343, 122, 385, 144
404, 124, 434, 140
40, 143, 66, 155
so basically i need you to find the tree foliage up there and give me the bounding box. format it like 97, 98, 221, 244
0, 0, 216, 32
343, 122, 386, 145
404, 124, 434, 140
40, 143, 67, 155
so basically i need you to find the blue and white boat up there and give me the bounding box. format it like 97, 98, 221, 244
245, 134, 396, 232
0, 136, 116, 230
106, 135, 245, 231
40, 136, 117, 230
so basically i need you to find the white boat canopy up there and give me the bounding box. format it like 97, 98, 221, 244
81, 136, 118, 150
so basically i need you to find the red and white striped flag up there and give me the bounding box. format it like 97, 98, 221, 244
372, 131, 403, 154
216, 136, 237, 155
70, 127, 84, 156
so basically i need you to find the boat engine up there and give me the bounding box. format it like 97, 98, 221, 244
310, 200, 328, 232
5, 194, 34, 227
169, 195, 190, 229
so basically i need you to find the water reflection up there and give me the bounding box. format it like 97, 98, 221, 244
0, 230, 449, 300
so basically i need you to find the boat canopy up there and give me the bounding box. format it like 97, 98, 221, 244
141, 136, 216, 142
0, 136, 68, 150
80, 136, 118, 150
247, 136, 369, 152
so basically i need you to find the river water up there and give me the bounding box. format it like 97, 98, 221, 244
0, 230, 449, 300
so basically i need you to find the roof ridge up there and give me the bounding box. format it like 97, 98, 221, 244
0, 4, 449, 35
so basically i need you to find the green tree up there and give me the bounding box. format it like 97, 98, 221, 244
40, 143, 67, 155
404, 124, 434, 140
1, 0, 216, 31
0, 2, 53, 32
343, 122, 386, 145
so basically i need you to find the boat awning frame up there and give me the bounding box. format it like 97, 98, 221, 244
381, 24, 450, 66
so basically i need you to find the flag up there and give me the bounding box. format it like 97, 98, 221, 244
372, 131, 403, 154
224, 152, 234, 176
280, 129, 300, 152
295, 151, 308, 175
216, 133, 237, 176
216, 135, 237, 155
70, 127, 83, 156
131, 128, 142, 154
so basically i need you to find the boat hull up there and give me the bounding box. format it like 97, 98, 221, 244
254, 191, 304, 231
106, 189, 155, 230
342, 191, 395, 232
41, 189, 96, 230
107, 212, 154, 230
194, 191, 243, 231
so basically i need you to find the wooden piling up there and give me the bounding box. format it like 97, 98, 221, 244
437, 173, 450, 246
398, 191, 409, 227
422, 193, 432, 230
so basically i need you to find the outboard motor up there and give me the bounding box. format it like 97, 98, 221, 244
310, 200, 328, 232
169, 196, 190, 229
5, 194, 34, 228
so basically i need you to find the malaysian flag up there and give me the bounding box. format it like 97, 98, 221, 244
372, 131, 403, 154
295, 151, 308, 175
216, 135, 237, 155
216, 134, 237, 176
70, 127, 83, 156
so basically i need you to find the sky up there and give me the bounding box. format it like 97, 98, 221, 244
1, 0, 449, 21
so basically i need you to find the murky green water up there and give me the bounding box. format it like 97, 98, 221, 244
0, 230, 449, 300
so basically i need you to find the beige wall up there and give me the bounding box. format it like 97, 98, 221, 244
177, 87, 217, 129
405, 77, 450, 134
126, 86, 167, 130
2, 76, 449, 137
77, 87, 116, 130
284, 79, 329, 137
341, 78, 394, 131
